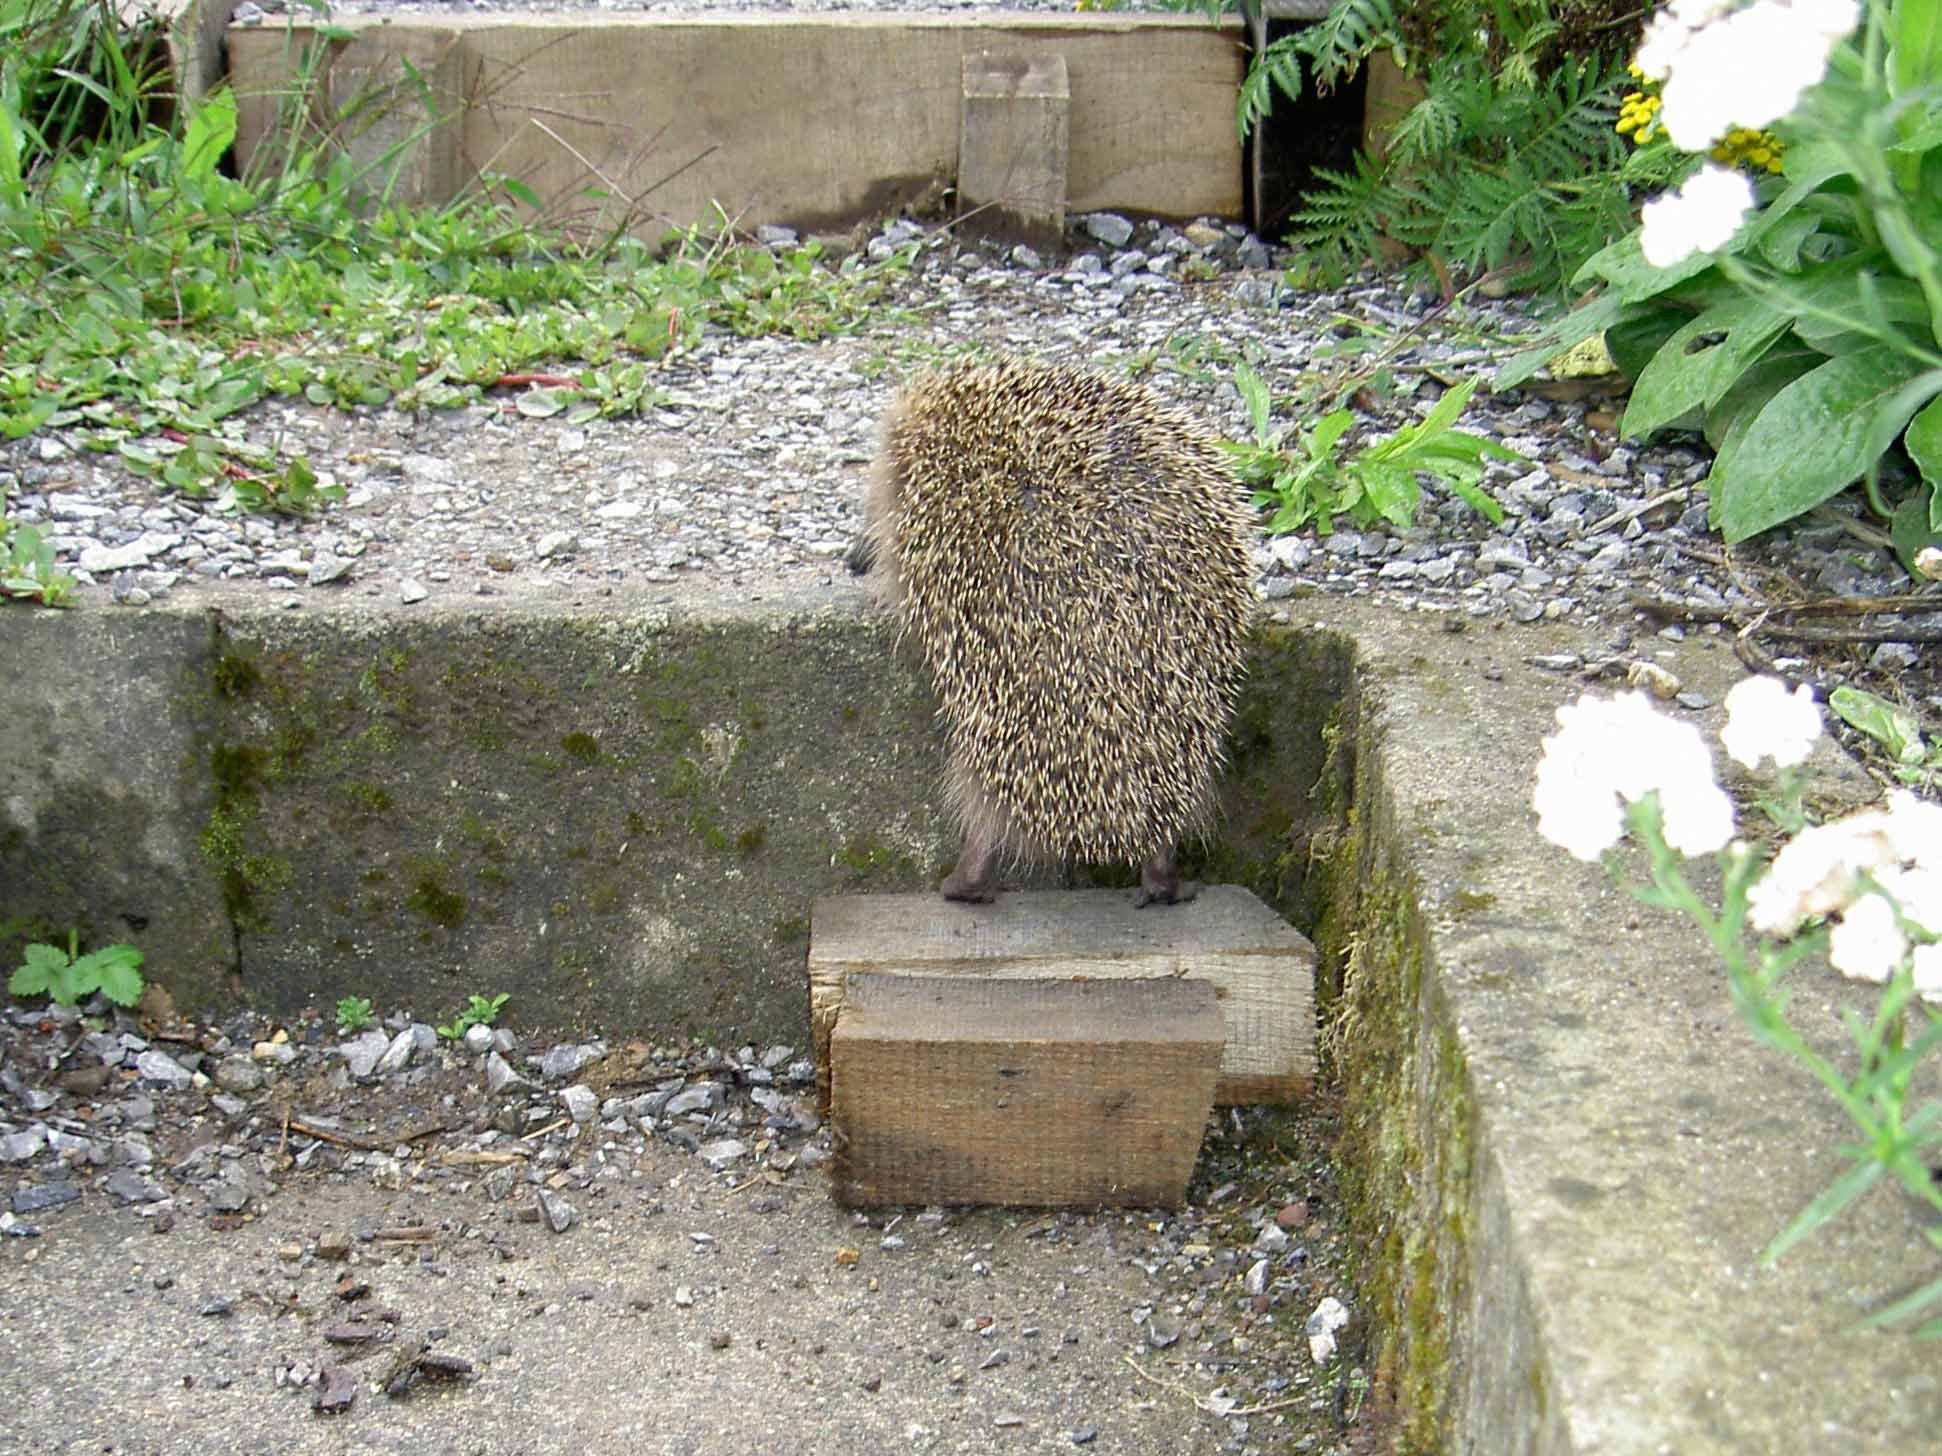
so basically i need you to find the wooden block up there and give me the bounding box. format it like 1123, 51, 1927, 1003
830, 973, 1221, 1208
810, 886, 1315, 1107
958, 52, 1069, 251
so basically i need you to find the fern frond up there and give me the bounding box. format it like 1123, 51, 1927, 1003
1292, 0, 1402, 91
1288, 151, 1404, 269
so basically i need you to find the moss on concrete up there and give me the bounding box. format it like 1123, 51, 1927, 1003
1308, 664, 1476, 1455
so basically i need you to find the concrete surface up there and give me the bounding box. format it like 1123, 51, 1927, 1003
4, 585, 1938, 1450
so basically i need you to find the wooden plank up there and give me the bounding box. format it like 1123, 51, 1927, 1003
809, 886, 1315, 1107
830, 973, 1221, 1208
958, 52, 1069, 251
225, 16, 1245, 233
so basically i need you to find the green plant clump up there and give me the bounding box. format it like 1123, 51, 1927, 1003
1498, 2, 1942, 551
437, 992, 508, 1040
335, 994, 374, 1032
0, 0, 912, 502
1225, 362, 1518, 534
8, 930, 143, 1007
0, 517, 75, 604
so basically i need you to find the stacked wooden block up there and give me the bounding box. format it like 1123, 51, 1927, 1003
809, 887, 1315, 1208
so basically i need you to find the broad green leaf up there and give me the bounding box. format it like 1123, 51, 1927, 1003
1829, 685, 1926, 764
1892, 0, 1942, 97
1713, 345, 1929, 541
182, 88, 238, 183
1907, 395, 1942, 513
1572, 231, 1719, 303
9, 942, 69, 999
1787, 272, 1928, 352
1701, 343, 1820, 452
1604, 301, 1694, 382
72, 944, 144, 1006
1622, 296, 1791, 439
1309, 408, 1354, 459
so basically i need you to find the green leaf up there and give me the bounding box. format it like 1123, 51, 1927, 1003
9, 942, 71, 1001
181, 88, 238, 183
1762, 1157, 1884, 1266
1573, 231, 1720, 303
1604, 302, 1695, 383
1711, 345, 1928, 541
1829, 685, 1927, 765
1892, 0, 1942, 98
1702, 343, 1821, 451
1906, 394, 1942, 500
1235, 363, 1273, 444
1621, 297, 1792, 439
71, 944, 143, 1006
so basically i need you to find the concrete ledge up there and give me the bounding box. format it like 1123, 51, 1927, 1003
226, 15, 1247, 234
2, 588, 1932, 1448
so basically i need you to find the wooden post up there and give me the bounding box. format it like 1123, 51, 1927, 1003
957, 52, 1070, 252
810, 886, 1316, 1109
829, 973, 1222, 1208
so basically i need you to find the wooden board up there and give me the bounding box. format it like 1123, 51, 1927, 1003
226, 15, 1245, 234
829, 972, 1221, 1208
958, 52, 1069, 250
809, 886, 1315, 1106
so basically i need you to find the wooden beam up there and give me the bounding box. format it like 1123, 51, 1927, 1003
829, 972, 1222, 1208
809, 886, 1315, 1108
226, 15, 1245, 234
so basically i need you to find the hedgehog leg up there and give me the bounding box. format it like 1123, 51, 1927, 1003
1134, 850, 1200, 908
940, 827, 1000, 903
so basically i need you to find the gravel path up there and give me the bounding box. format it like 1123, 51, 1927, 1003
9, 210, 1930, 704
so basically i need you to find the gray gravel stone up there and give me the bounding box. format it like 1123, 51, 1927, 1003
134, 1050, 194, 1090
336, 1029, 391, 1080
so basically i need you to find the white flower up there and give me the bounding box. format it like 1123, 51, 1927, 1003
1746, 790, 1942, 937
1659, 767, 1737, 857
1637, 0, 1858, 149
1533, 691, 1733, 861
1913, 943, 1942, 1004
1641, 165, 1754, 267
1885, 789, 1942, 868
1916, 546, 1942, 581
1719, 676, 1821, 769
1827, 891, 1906, 983
1745, 811, 1898, 934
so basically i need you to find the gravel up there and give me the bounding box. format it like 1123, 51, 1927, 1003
9, 204, 1927, 664
0, 990, 1370, 1453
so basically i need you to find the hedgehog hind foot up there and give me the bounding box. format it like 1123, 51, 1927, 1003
940, 825, 1000, 903
1134, 851, 1198, 909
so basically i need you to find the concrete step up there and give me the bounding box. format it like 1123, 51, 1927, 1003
1, 588, 1929, 1450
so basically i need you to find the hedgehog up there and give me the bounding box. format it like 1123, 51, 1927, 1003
852, 357, 1255, 906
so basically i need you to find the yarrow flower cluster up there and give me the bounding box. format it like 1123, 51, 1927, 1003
1631, 0, 1859, 266
1748, 791, 1942, 996
1719, 674, 1821, 770
1636, 0, 1860, 150
1640, 165, 1755, 267
1535, 675, 1942, 1002
1532, 689, 1734, 861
